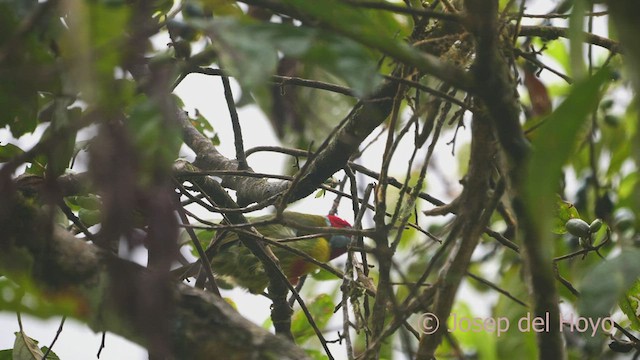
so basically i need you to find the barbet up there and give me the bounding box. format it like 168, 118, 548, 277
207, 212, 352, 294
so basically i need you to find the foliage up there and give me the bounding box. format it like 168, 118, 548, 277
1, 0, 640, 359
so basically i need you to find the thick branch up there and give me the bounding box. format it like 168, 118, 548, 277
177, 102, 290, 206
465, 1, 565, 359
287, 79, 401, 202
416, 106, 497, 358
173, 161, 295, 339
465, 0, 530, 164
0, 200, 309, 359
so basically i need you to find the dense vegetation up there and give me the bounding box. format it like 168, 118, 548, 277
1, 0, 640, 359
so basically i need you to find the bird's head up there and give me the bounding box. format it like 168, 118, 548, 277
326, 215, 352, 259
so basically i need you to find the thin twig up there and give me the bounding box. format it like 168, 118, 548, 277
383, 74, 470, 110
97, 332, 106, 358
514, 48, 573, 84
221, 75, 248, 170
43, 316, 66, 359
484, 228, 520, 252
190, 67, 355, 97
466, 272, 527, 307
244, 146, 446, 206
516, 11, 608, 19
340, 0, 462, 22
57, 200, 96, 241
173, 187, 221, 296
287, 275, 307, 308
518, 25, 621, 54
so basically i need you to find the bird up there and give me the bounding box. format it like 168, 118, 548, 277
191, 212, 353, 294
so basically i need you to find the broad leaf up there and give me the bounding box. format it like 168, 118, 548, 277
552, 196, 580, 234
578, 249, 640, 319
525, 68, 611, 241
0, 143, 24, 162
203, 18, 381, 96
12, 331, 44, 360
619, 279, 640, 330
291, 294, 334, 343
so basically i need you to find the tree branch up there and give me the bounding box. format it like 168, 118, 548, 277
0, 220, 309, 359
518, 25, 621, 54
466, 1, 565, 358
416, 105, 499, 358
285, 78, 402, 202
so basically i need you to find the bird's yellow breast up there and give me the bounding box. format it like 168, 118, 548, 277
307, 237, 331, 263
283, 237, 331, 280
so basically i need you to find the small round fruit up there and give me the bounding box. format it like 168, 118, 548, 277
565, 218, 590, 238
589, 219, 603, 233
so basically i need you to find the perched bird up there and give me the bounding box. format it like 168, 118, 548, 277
205, 212, 352, 294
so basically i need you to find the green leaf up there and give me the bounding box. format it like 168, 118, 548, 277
619, 279, 640, 330
304, 349, 326, 360
552, 196, 580, 234
24, 153, 47, 177
283, 0, 407, 43
282, 0, 437, 87
186, 228, 215, 257
200, 0, 243, 16
618, 173, 638, 206
541, 38, 570, 73
314, 189, 326, 198
203, 18, 381, 96
0, 92, 38, 138
58, 2, 130, 106
187, 109, 219, 144
499, 0, 515, 11
0, 349, 12, 360
524, 68, 611, 240
66, 195, 102, 211
78, 208, 102, 227
38, 348, 59, 360
127, 95, 183, 181
568, 0, 588, 80
42, 103, 79, 177
291, 294, 334, 343
578, 249, 640, 319
0, 3, 59, 137
310, 267, 338, 281
0, 143, 24, 162
0, 278, 80, 319
2, 0, 38, 17
13, 331, 44, 360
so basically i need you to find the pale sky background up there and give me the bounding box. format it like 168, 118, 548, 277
0, 1, 613, 359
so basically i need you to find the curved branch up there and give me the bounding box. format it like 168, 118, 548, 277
0, 224, 309, 359
177, 108, 290, 206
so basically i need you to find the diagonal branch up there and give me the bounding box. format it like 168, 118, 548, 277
285, 78, 402, 202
